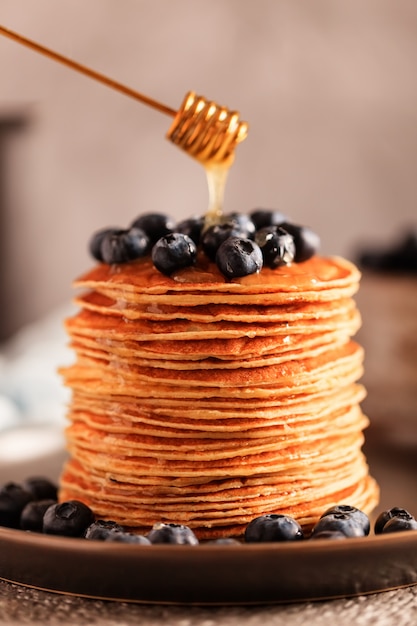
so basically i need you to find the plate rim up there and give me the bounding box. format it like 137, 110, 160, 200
1, 525, 417, 605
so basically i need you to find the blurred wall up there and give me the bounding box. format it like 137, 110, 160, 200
0, 0, 416, 338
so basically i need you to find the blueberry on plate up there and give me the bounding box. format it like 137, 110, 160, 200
104, 531, 151, 544
374, 507, 415, 535
255, 226, 296, 268
311, 512, 367, 538
320, 505, 370, 536
147, 522, 199, 545
131, 212, 175, 245
100, 227, 150, 264
205, 538, 241, 545
244, 514, 304, 542
176, 215, 205, 246
382, 516, 417, 533
0, 483, 33, 528
152, 233, 197, 275
250, 209, 287, 230
89, 227, 120, 262
280, 222, 320, 263
216, 237, 263, 279
22, 477, 58, 502
84, 519, 125, 540
201, 222, 249, 261
43, 501, 95, 537
309, 530, 348, 541
20, 499, 57, 532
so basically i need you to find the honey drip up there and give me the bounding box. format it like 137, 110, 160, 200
166, 91, 248, 229
204, 164, 229, 230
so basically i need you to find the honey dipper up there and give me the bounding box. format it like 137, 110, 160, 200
0, 25, 248, 167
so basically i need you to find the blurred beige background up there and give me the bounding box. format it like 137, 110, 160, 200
0, 0, 416, 340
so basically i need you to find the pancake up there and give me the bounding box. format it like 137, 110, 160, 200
73, 255, 360, 296
59, 251, 379, 539
68, 384, 367, 430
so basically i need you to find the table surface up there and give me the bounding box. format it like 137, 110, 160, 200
0, 578, 416, 626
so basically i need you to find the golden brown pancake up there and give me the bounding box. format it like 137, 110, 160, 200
59, 254, 379, 538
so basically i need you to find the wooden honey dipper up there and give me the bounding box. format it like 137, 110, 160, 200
0, 25, 248, 168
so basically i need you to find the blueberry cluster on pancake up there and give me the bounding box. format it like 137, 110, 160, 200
59, 211, 379, 539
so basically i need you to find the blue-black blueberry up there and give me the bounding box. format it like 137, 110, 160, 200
244, 514, 304, 542
176, 215, 205, 246
250, 209, 287, 230
89, 227, 120, 262
22, 477, 58, 502
309, 530, 348, 541
131, 213, 175, 245
202, 222, 249, 261
104, 531, 151, 544
147, 522, 199, 545
220, 213, 256, 239
0, 483, 33, 528
382, 516, 417, 533
374, 507, 415, 535
255, 226, 296, 268
215, 237, 263, 279
84, 519, 125, 540
311, 512, 367, 538
320, 505, 370, 536
100, 228, 150, 264
20, 499, 57, 532
205, 538, 241, 545
152, 233, 197, 275
43, 500, 95, 537
280, 223, 320, 263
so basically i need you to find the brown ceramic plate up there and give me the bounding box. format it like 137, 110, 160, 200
0, 430, 416, 604
1, 525, 417, 604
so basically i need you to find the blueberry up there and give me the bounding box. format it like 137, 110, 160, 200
201, 222, 248, 261
84, 519, 125, 540
320, 505, 370, 536
374, 508, 416, 534
220, 213, 256, 239
22, 477, 58, 502
0, 483, 33, 528
20, 499, 56, 532
104, 531, 151, 544
309, 530, 348, 541
280, 223, 320, 263
255, 226, 296, 268
215, 237, 263, 279
147, 522, 199, 545
100, 228, 150, 264
176, 215, 205, 246
244, 514, 304, 542
382, 516, 417, 533
43, 500, 95, 537
206, 538, 241, 545
89, 227, 120, 262
311, 512, 367, 538
152, 233, 197, 275
131, 213, 175, 245
250, 209, 287, 230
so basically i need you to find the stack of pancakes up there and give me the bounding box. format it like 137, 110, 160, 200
59, 254, 379, 539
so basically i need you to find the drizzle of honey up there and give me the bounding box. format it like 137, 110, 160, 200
204, 163, 230, 230
166, 91, 248, 230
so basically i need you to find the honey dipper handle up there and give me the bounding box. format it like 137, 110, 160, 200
0, 24, 176, 117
